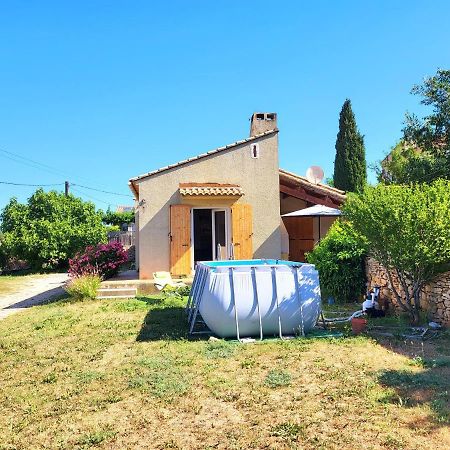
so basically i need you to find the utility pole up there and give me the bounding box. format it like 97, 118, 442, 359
65, 181, 69, 196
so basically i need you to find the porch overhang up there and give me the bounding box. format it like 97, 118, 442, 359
279, 169, 346, 208
179, 183, 244, 197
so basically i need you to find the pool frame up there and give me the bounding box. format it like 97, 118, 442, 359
186, 259, 320, 340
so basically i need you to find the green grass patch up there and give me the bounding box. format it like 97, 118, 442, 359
128, 355, 191, 401
264, 369, 292, 388
408, 356, 450, 368
76, 428, 117, 448
204, 340, 237, 359
271, 422, 305, 441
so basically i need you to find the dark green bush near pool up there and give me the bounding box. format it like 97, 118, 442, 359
307, 220, 367, 303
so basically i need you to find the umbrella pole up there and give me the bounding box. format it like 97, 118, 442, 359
318, 216, 321, 242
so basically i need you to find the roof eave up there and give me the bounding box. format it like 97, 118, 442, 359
129, 128, 278, 183
128, 181, 139, 199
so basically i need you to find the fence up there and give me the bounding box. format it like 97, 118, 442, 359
107, 231, 135, 248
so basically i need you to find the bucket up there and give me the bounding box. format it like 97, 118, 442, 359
351, 317, 367, 334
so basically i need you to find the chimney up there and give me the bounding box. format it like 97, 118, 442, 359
250, 112, 277, 137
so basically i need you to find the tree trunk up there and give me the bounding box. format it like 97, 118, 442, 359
411, 308, 420, 325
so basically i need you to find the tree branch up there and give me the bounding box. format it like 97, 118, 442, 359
385, 267, 409, 312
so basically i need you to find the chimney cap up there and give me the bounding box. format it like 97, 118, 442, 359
251, 112, 277, 120
250, 112, 277, 136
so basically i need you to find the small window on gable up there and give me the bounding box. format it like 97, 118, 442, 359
256, 113, 265, 120
251, 143, 260, 159
266, 113, 275, 120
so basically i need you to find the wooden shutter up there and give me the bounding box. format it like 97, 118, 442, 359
170, 205, 191, 276
231, 203, 253, 260
282, 217, 314, 262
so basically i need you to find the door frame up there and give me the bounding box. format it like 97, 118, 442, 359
190, 206, 231, 272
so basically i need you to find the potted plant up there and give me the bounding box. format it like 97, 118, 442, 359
351, 316, 367, 334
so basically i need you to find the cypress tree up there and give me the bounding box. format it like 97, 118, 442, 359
333, 99, 367, 193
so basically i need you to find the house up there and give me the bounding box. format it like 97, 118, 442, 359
129, 113, 346, 279
116, 205, 135, 213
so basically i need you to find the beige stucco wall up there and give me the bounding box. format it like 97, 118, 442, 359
134, 209, 139, 271
134, 133, 281, 279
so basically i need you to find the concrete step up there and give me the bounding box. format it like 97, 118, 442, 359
96, 287, 137, 299
98, 288, 138, 292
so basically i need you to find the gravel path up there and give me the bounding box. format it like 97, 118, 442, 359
0, 273, 68, 320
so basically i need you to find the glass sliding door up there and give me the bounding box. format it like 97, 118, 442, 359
212, 209, 228, 260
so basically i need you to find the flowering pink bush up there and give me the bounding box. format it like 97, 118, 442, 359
69, 241, 128, 279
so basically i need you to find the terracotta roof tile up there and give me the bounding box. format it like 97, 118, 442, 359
279, 168, 346, 204
179, 183, 243, 196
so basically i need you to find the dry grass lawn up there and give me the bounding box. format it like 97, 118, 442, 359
0, 295, 449, 449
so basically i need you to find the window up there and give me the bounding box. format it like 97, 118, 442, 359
251, 143, 260, 159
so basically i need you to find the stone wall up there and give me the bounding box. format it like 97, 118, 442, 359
366, 258, 450, 326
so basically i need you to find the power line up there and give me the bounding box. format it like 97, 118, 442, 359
71, 183, 133, 198
0, 177, 128, 211
0, 180, 131, 208
0, 150, 67, 178
0, 146, 134, 202
0, 147, 100, 186
0, 147, 134, 197
71, 186, 118, 208
0, 180, 64, 187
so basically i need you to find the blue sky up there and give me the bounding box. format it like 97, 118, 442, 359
0, 0, 449, 210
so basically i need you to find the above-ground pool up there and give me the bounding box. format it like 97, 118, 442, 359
186, 259, 321, 339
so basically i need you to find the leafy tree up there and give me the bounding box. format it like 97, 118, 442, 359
378, 70, 450, 184
344, 180, 450, 323
377, 141, 447, 185
333, 99, 367, 193
403, 69, 450, 174
0, 189, 106, 270
307, 220, 367, 303
102, 208, 134, 227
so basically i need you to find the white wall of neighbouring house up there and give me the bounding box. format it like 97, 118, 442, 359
134, 132, 281, 279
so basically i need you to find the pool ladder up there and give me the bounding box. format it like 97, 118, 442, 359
186, 264, 211, 334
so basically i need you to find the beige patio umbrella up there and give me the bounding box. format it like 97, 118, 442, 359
282, 204, 341, 241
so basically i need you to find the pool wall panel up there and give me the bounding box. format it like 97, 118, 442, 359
191, 261, 321, 338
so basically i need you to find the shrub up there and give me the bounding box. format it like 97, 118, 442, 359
307, 220, 367, 303
65, 275, 101, 300
69, 241, 128, 279
344, 180, 450, 323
